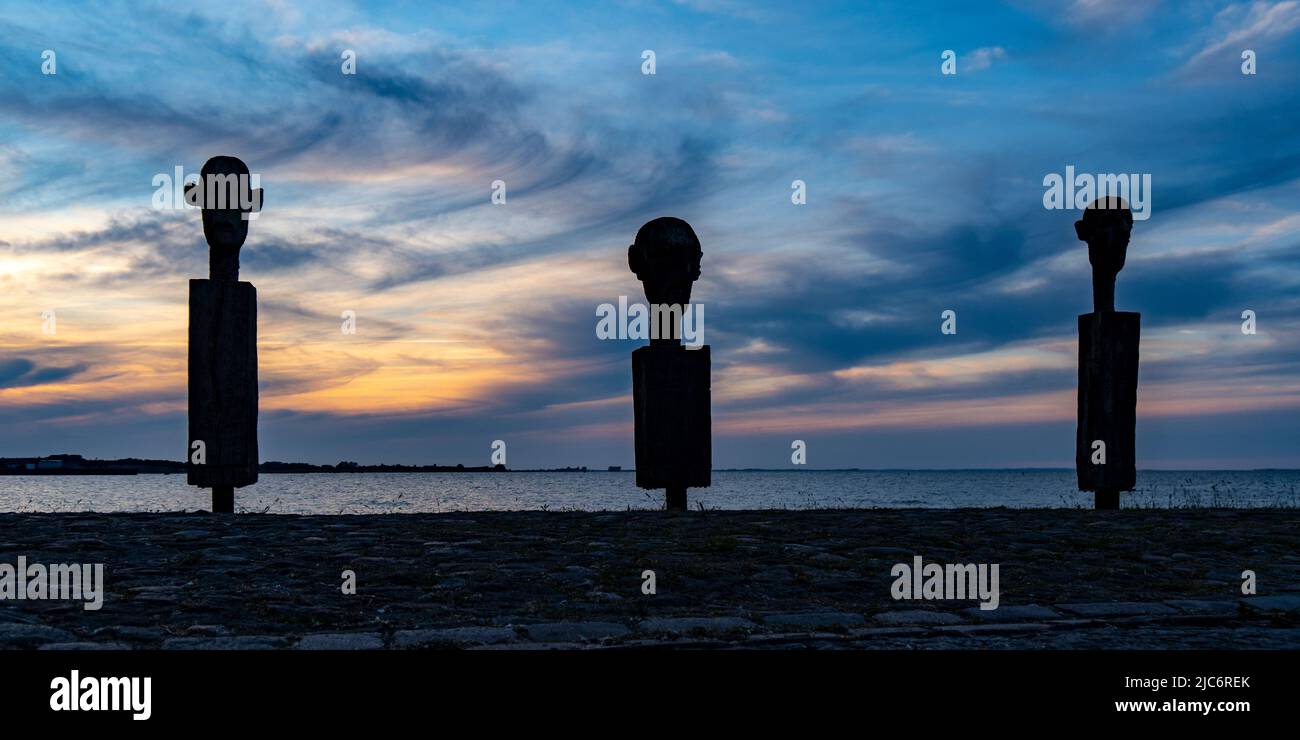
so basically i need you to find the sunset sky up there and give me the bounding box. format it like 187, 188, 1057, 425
2, 1, 1298, 469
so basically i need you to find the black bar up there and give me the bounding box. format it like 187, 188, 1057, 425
2, 649, 1289, 727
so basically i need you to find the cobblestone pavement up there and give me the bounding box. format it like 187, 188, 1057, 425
1, 509, 1298, 649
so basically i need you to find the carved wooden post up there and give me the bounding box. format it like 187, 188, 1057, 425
1075, 198, 1139, 510
187, 156, 262, 513
629, 217, 711, 511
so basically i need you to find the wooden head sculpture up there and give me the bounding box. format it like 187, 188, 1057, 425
186, 155, 263, 281
186, 155, 262, 513
628, 216, 702, 309
626, 217, 710, 510
1074, 197, 1132, 313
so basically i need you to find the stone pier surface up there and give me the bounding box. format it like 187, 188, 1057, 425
1, 509, 1298, 650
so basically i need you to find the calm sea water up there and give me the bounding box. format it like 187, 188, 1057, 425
1, 470, 1297, 513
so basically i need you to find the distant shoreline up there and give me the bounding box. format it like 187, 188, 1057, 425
4, 466, 1299, 476
0, 466, 541, 476
4, 455, 1298, 476
0, 454, 583, 475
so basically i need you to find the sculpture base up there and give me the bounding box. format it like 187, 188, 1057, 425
213, 485, 234, 514
1094, 489, 1120, 510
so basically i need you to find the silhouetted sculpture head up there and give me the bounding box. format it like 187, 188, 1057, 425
628, 217, 702, 307
187, 155, 262, 281
1074, 197, 1132, 312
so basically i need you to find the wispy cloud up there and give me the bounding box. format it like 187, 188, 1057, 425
964, 46, 1008, 72
1181, 1, 1300, 72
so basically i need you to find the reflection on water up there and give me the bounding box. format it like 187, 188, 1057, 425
1, 470, 1297, 513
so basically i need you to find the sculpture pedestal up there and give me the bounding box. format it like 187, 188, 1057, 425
188, 278, 259, 505
632, 345, 711, 498
1076, 311, 1139, 506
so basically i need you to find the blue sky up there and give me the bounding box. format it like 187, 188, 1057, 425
1, 0, 1298, 469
